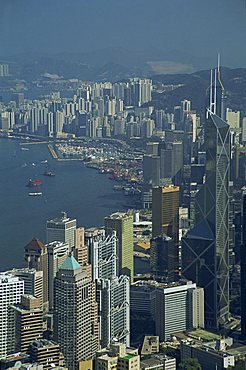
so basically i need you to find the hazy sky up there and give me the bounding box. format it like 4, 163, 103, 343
1, 0, 246, 67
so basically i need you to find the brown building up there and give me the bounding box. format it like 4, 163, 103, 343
10, 295, 43, 353
152, 186, 179, 244
28, 339, 62, 369
24, 238, 48, 310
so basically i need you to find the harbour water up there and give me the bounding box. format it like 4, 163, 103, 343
0, 139, 132, 270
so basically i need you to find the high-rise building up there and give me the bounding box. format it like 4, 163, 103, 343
182, 112, 230, 329
152, 186, 179, 245
85, 227, 130, 348
10, 268, 43, 307
46, 241, 70, 310
54, 255, 99, 370
10, 295, 43, 352
74, 227, 87, 267
130, 280, 204, 343
0, 273, 24, 357
24, 238, 48, 310
143, 155, 160, 188
155, 281, 204, 341
0, 64, 9, 76
85, 228, 118, 280
150, 235, 179, 281
241, 193, 246, 338
96, 276, 130, 347
105, 213, 134, 282
46, 212, 76, 248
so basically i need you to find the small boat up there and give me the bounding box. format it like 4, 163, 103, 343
41, 160, 48, 164
26, 179, 42, 187
21, 147, 29, 151
29, 192, 42, 196
21, 163, 27, 168
32, 163, 36, 166
43, 171, 55, 177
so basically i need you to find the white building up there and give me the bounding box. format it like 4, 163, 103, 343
46, 212, 76, 248
96, 275, 130, 347
0, 273, 24, 356
85, 228, 118, 280
46, 241, 70, 309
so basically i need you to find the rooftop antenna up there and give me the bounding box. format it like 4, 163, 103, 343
214, 67, 217, 115
207, 69, 213, 118
217, 53, 226, 120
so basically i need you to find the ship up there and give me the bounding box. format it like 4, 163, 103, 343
43, 171, 55, 177
21, 147, 29, 151
26, 179, 42, 187
29, 192, 42, 196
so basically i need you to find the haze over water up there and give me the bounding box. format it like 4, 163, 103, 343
0, 139, 129, 270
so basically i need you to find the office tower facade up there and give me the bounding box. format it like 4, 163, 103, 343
46, 241, 70, 310
10, 268, 43, 307
85, 228, 118, 280
152, 186, 179, 244
28, 339, 62, 369
159, 142, 183, 185
10, 295, 43, 352
0, 273, 24, 357
150, 235, 179, 281
155, 282, 204, 341
46, 212, 76, 248
54, 256, 99, 370
143, 155, 160, 187
24, 238, 48, 309
96, 276, 130, 347
131, 280, 204, 342
182, 113, 230, 329
85, 227, 130, 348
74, 227, 87, 267
105, 213, 134, 282
0, 64, 9, 76
241, 193, 246, 337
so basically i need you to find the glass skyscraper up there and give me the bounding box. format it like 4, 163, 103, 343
182, 112, 230, 330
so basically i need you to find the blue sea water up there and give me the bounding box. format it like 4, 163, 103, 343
0, 139, 130, 270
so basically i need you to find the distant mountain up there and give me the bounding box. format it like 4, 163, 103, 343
0, 47, 216, 82
150, 67, 246, 118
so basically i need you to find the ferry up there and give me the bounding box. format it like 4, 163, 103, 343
28, 192, 42, 196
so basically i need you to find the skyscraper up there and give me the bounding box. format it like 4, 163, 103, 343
46, 212, 76, 248
152, 186, 179, 244
54, 255, 99, 370
85, 227, 130, 347
24, 238, 48, 310
10, 268, 44, 307
85, 228, 118, 280
241, 193, 246, 337
46, 241, 70, 310
105, 212, 134, 282
150, 235, 179, 281
96, 276, 130, 347
182, 112, 230, 329
0, 273, 24, 357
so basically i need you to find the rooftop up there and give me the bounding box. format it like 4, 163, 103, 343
59, 255, 81, 271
